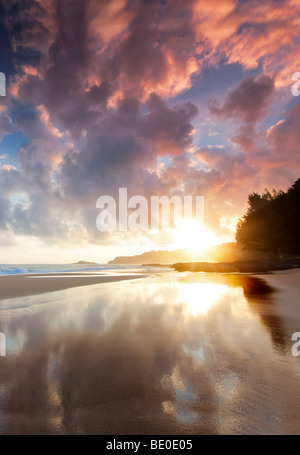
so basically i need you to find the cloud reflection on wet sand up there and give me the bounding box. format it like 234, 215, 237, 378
1, 273, 300, 434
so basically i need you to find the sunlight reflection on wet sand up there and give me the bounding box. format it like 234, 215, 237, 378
0, 270, 300, 434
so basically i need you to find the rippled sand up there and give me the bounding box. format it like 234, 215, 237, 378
0, 270, 300, 434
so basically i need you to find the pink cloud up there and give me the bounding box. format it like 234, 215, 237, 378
1, 0, 300, 249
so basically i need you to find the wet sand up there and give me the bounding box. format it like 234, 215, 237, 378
0, 272, 145, 300
1, 270, 300, 434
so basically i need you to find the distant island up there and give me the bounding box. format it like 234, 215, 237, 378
74, 261, 98, 265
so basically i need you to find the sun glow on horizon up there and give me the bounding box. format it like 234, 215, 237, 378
172, 219, 223, 253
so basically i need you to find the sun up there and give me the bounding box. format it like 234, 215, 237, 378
173, 219, 222, 253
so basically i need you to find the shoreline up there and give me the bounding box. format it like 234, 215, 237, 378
170, 258, 300, 273
1, 258, 299, 301
0, 272, 145, 300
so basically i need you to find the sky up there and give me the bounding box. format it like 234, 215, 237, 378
0, 0, 300, 263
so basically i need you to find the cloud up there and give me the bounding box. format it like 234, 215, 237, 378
60, 93, 198, 203
1, 164, 16, 171
0, 113, 14, 141
194, 0, 300, 87
209, 75, 275, 123
266, 99, 300, 165
1, 0, 300, 254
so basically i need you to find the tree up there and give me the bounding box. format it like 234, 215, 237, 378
236, 179, 300, 254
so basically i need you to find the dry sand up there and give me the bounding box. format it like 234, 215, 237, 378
0, 273, 144, 300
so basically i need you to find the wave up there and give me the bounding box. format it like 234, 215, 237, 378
0, 264, 134, 276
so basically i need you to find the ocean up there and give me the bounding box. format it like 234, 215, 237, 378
0, 264, 141, 276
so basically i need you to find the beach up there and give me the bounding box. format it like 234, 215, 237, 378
0, 272, 145, 300
0, 267, 300, 434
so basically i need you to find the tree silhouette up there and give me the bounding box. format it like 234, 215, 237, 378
236, 179, 300, 254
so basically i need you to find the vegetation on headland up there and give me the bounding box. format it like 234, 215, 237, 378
236, 178, 300, 254
108, 243, 262, 265
171, 258, 300, 273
